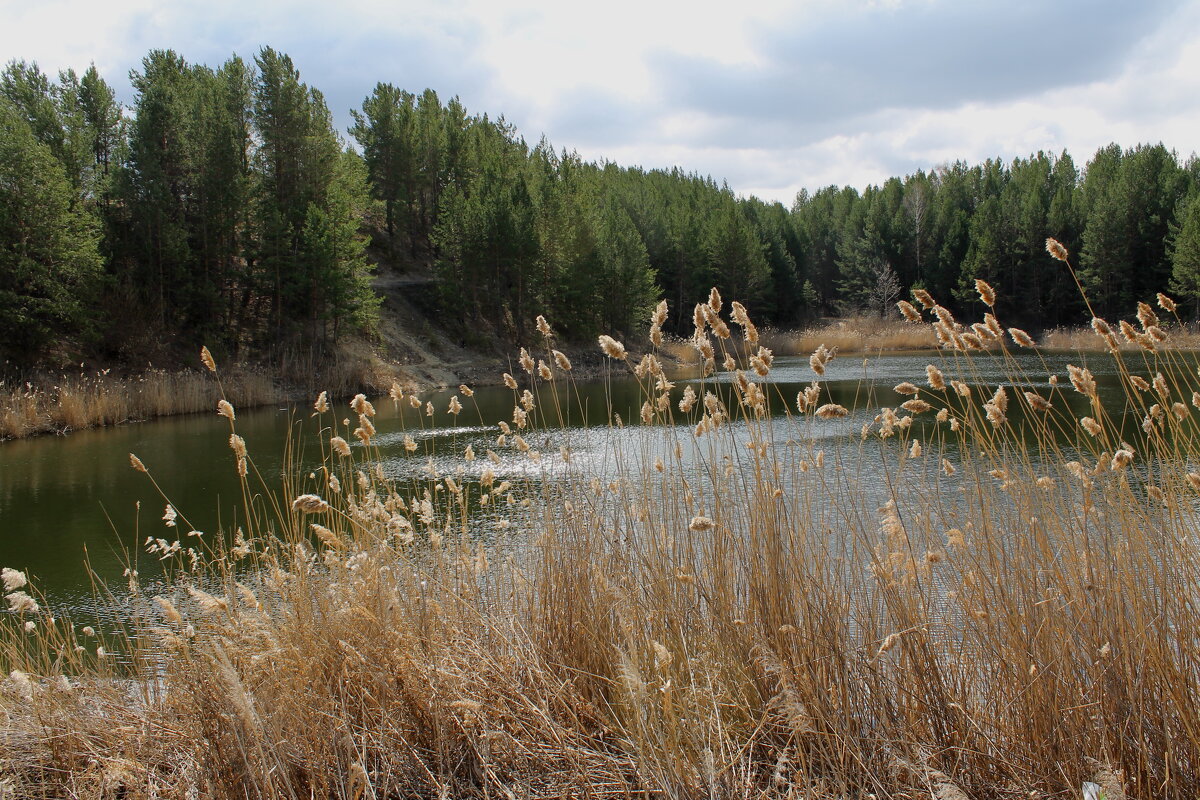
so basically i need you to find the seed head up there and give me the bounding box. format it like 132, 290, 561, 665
200, 346, 217, 373
688, 515, 715, 532
897, 300, 922, 322
292, 494, 330, 514
708, 287, 722, 314
519, 348, 535, 374
816, 403, 849, 419
652, 299, 669, 327
504, 373, 518, 390
314, 391, 330, 413
535, 315, 553, 338
1157, 292, 1177, 313
912, 288, 935, 309
448, 396, 463, 415
901, 399, 932, 414
331, 436, 351, 457
925, 365, 945, 390
1067, 365, 1096, 397
894, 382, 919, 396
351, 394, 375, 417
217, 399, 235, 421
2, 569, 27, 592
598, 335, 627, 360
975, 279, 996, 307
1009, 328, 1036, 348
5, 591, 38, 613
1024, 392, 1051, 412
1136, 301, 1159, 331
1046, 238, 1069, 262
130, 453, 147, 472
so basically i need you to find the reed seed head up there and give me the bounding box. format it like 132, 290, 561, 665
129, 453, 147, 472
598, 335, 627, 359
504, 373, 518, 390
652, 299, 668, 327
519, 348, 535, 374
314, 391, 329, 413
535, 315, 553, 338
1157, 292, 1177, 313
912, 288, 935, 309
200, 346, 216, 373
816, 403, 849, 419
688, 515, 715, 532
1009, 328, 1036, 348
1024, 392, 1051, 412
292, 494, 330, 514
926, 365, 946, 390
1, 568, 27, 592
331, 436, 351, 457
897, 300, 922, 322
1046, 237, 1069, 262
975, 279, 996, 306
217, 399, 235, 421
708, 287, 722, 314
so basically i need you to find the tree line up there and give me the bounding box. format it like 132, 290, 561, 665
4, 47, 1200, 367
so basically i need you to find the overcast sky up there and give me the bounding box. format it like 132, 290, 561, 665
3, 0, 1198, 204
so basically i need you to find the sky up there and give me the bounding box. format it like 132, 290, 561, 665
3, 0, 1198, 204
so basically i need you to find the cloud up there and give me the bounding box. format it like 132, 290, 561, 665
650, 0, 1183, 135
3, 0, 1198, 207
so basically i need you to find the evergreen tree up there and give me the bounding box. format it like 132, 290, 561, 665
0, 100, 102, 361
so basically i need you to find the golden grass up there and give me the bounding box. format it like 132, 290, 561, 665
1043, 321, 1200, 351
3, 262, 1200, 797
0, 369, 280, 440
763, 315, 938, 355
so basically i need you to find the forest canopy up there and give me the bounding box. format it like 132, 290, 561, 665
1, 47, 1198, 366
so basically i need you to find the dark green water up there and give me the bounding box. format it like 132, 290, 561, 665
0, 349, 1162, 610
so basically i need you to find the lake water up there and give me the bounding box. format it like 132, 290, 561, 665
0, 349, 1166, 614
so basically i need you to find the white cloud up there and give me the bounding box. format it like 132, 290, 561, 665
2, 0, 1198, 205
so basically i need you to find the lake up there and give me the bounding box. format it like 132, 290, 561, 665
0, 348, 1160, 614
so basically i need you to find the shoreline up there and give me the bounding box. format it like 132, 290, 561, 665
13, 315, 1194, 442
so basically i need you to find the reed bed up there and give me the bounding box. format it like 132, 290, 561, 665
1043, 322, 1200, 351
2, 244, 1199, 798
761, 316, 938, 356
0, 368, 280, 440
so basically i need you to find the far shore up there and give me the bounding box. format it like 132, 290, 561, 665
8, 316, 1198, 442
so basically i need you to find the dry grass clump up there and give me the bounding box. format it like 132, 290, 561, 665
1043, 322, 1200, 351
3, 242, 1200, 798
761, 315, 938, 355
0, 368, 278, 440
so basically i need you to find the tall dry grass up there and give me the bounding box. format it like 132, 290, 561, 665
3, 251, 1200, 798
0, 368, 279, 440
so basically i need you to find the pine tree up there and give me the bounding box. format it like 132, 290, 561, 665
0, 100, 102, 361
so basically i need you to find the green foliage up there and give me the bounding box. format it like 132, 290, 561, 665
4, 45, 1198, 367
0, 100, 103, 360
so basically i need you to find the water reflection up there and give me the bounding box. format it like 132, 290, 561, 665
0, 350, 1182, 611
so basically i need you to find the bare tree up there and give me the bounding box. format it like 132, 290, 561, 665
867, 262, 902, 318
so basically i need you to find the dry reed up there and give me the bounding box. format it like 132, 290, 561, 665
3, 255, 1200, 798
0, 369, 279, 440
